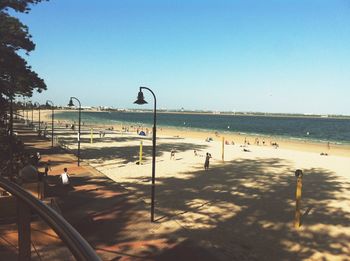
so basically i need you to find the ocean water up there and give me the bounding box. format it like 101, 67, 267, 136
56, 111, 350, 144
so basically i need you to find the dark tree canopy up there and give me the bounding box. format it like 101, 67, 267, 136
0, 0, 46, 13
0, 0, 47, 101
0, 12, 35, 52
0, 0, 48, 176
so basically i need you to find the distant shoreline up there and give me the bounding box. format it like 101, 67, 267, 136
53, 108, 350, 120
51, 109, 350, 145
31, 109, 350, 158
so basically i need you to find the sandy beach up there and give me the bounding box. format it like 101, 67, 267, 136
29, 109, 350, 260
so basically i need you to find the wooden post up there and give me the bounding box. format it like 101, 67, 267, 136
18, 200, 31, 260
90, 128, 93, 144
222, 137, 225, 162
139, 141, 143, 165
294, 169, 303, 228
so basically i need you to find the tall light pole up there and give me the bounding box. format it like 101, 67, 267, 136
26, 104, 28, 123
68, 97, 81, 166
9, 95, 14, 137
30, 102, 34, 127
134, 86, 157, 222
24, 100, 28, 123
34, 102, 41, 133
46, 100, 55, 148
8, 95, 14, 177
22, 101, 25, 120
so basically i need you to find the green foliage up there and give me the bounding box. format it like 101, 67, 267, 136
0, 12, 34, 52
0, 0, 47, 102
0, 0, 47, 177
0, 130, 29, 177
0, 0, 46, 13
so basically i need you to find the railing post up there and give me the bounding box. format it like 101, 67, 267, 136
1, 175, 101, 261
18, 199, 31, 260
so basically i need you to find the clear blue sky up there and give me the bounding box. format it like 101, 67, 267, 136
14, 0, 350, 114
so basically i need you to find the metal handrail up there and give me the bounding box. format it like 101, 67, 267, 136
0, 176, 101, 261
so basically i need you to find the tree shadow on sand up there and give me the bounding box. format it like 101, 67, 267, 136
69, 142, 209, 165
14, 123, 350, 260
114, 158, 350, 260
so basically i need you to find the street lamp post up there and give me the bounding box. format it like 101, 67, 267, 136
9, 95, 14, 137
23, 100, 28, 123
22, 102, 25, 120
8, 95, 14, 177
68, 97, 81, 166
30, 102, 34, 127
26, 103, 29, 123
46, 100, 55, 148
34, 102, 41, 133
134, 86, 157, 222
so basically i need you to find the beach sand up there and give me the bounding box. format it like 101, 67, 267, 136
30, 109, 350, 260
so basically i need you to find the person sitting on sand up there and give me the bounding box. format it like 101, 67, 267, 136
194, 150, 198, 156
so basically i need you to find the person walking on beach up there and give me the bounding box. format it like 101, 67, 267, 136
204, 152, 212, 170
37, 169, 45, 200
60, 168, 70, 186
44, 160, 51, 177
170, 149, 176, 160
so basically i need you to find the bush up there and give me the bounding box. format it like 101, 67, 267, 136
0, 130, 30, 178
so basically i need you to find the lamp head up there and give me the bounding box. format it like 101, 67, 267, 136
46, 100, 53, 107
68, 98, 74, 107
134, 90, 147, 105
